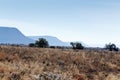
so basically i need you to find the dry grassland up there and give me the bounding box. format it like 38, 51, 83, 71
0, 46, 120, 80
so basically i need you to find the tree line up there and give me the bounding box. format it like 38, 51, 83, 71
29, 38, 119, 51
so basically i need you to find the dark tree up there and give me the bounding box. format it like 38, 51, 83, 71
50, 46, 56, 48
35, 38, 49, 48
75, 42, 84, 49
70, 42, 84, 50
29, 43, 35, 47
105, 43, 119, 51
70, 42, 76, 49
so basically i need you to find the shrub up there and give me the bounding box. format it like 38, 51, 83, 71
50, 46, 56, 48
76, 42, 84, 49
29, 43, 35, 47
70, 42, 84, 50
35, 38, 49, 48
105, 43, 119, 51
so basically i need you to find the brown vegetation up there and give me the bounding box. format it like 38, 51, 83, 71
0, 45, 120, 80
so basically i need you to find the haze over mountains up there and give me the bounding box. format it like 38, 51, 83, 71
0, 27, 34, 44
0, 26, 89, 47
0, 27, 72, 46
28, 36, 70, 46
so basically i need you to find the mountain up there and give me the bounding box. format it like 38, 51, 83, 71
28, 36, 70, 46
0, 26, 87, 46
0, 27, 34, 45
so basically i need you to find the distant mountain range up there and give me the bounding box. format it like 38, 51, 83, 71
0, 27, 34, 44
28, 36, 70, 46
0, 26, 87, 47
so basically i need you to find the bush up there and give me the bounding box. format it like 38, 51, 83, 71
105, 43, 119, 51
70, 42, 84, 50
29, 43, 35, 47
35, 38, 49, 48
50, 46, 56, 48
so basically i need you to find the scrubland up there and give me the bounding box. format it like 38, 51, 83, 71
0, 46, 120, 80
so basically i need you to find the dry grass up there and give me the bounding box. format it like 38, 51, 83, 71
0, 45, 120, 80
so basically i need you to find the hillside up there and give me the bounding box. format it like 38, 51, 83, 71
0, 27, 34, 44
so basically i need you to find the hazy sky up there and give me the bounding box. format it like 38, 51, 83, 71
0, 0, 120, 46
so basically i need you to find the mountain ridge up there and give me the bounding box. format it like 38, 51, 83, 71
28, 36, 88, 47
0, 26, 34, 44
28, 36, 70, 46
0, 26, 87, 47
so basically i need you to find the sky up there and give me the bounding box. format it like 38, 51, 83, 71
0, 0, 120, 47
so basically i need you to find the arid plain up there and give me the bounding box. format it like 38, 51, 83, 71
0, 46, 120, 80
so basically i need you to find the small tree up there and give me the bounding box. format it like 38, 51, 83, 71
105, 43, 119, 51
35, 38, 49, 48
29, 43, 35, 47
70, 42, 84, 50
70, 42, 76, 49
75, 42, 84, 49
